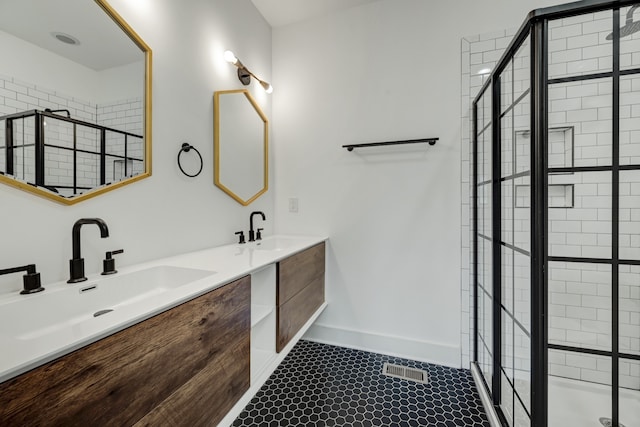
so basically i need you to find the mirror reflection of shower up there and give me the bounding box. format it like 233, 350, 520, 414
0, 0, 151, 204
0, 109, 144, 198
607, 5, 640, 39
44, 108, 71, 118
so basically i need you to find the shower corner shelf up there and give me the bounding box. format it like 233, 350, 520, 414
342, 137, 438, 152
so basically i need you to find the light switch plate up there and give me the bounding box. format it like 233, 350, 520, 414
288, 198, 299, 213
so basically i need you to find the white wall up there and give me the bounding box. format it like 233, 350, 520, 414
273, 0, 566, 367
0, 0, 273, 294
0, 30, 141, 104
0, 30, 99, 102
96, 61, 144, 104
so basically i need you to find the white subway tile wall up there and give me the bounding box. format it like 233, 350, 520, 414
548, 11, 613, 79
98, 98, 145, 181
462, 29, 511, 372
513, 251, 532, 332
549, 171, 613, 259
549, 79, 613, 167
620, 75, 640, 165
549, 262, 612, 352
462, 11, 640, 393
619, 265, 640, 356
0, 74, 143, 196
620, 5, 640, 70
465, 29, 536, 401
549, 349, 613, 386
461, 36, 472, 369
8, 119, 36, 183
500, 35, 534, 422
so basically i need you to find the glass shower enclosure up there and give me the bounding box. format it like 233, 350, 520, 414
472, 1, 640, 426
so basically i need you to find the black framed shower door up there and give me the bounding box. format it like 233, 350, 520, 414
472, 1, 640, 426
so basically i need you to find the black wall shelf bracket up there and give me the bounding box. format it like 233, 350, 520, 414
342, 138, 438, 152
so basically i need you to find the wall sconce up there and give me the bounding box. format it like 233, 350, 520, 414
224, 50, 273, 94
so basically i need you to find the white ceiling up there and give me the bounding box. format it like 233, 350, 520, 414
0, 0, 378, 71
0, 0, 377, 72
251, 0, 382, 27
0, 0, 143, 71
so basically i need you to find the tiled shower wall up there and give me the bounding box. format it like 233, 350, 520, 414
545, 9, 640, 388
461, 29, 515, 369
461, 9, 640, 391
98, 98, 145, 183
0, 74, 143, 196
0, 74, 96, 189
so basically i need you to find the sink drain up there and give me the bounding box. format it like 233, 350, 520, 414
93, 309, 114, 317
599, 417, 627, 427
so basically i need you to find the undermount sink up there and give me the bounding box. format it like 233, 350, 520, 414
0, 265, 216, 341
253, 237, 298, 251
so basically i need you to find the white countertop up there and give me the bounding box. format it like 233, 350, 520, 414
0, 234, 327, 383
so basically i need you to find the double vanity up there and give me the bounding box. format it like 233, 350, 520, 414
0, 234, 327, 426
0, 1, 305, 424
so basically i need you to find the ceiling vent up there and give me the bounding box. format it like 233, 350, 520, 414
51, 32, 80, 45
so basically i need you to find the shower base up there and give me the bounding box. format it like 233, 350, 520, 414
548, 376, 640, 427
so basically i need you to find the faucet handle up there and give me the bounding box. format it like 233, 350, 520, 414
22, 265, 44, 294
256, 228, 264, 241
107, 249, 124, 258
0, 264, 45, 295
102, 249, 124, 275
235, 231, 246, 244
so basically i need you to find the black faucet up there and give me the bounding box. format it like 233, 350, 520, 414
68, 218, 109, 283
249, 211, 265, 242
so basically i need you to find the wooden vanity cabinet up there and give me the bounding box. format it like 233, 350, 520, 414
276, 242, 325, 352
0, 276, 251, 427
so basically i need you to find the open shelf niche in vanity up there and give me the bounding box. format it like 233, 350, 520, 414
219, 241, 327, 426
249, 241, 325, 383
250, 264, 277, 383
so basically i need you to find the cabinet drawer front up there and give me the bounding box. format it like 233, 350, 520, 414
277, 274, 324, 352
0, 277, 251, 427
277, 242, 325, 304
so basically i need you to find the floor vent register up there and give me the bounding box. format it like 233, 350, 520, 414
382, 363, 428, 384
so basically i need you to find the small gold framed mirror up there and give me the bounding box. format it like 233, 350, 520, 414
0, 0, 152, 205
214, 89, 268, 206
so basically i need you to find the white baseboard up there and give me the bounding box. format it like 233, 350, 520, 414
303, 323, 461, 369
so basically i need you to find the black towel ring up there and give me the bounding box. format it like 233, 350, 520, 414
177, 143, 203, 178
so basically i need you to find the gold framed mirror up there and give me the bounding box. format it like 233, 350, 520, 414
0, 0, 152, 205
214, 89, 268, 206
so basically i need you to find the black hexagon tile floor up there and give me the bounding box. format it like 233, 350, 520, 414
232, 340, 490, 427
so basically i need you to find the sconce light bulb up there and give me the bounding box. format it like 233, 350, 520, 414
224, 50, 238, 65
260, 80, 273, 94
